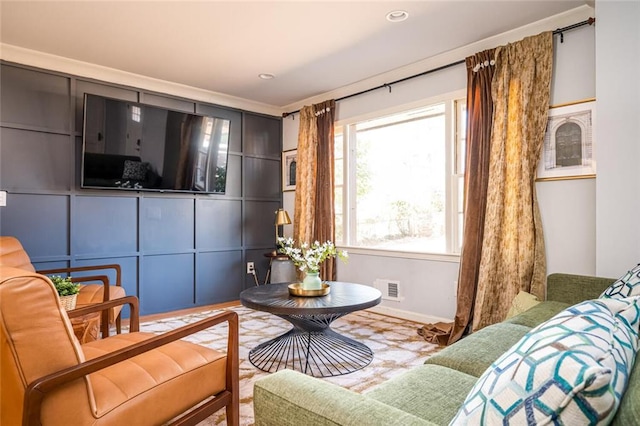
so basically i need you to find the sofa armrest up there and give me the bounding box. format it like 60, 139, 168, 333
547, 273, 616, 305
254, 369, 436, 426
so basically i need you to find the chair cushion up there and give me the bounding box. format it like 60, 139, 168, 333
81, 332, 227, 423
600, 263, 640, 299
76, 284, 126, 323
424, 322, 531, 377
0, 236, 36, 272
366, 364, 477, 425
451, 297, 640, 425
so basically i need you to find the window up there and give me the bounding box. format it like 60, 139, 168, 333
130, 105, 141, 123
335, 96, 466, 256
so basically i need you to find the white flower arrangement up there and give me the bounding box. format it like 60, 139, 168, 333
277, 237, 348, 273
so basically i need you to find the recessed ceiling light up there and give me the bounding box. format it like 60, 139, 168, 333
258, 73, 275, 80
386, 10, 409, 23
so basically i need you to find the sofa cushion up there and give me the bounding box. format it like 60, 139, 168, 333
611, 356, 640, 425
600, 263, 640, 299
506, 290, 541, 319
451, 297, 640, 425
367, 364, 477, 425
503, 300, 570, 328
424, 323, 531, 377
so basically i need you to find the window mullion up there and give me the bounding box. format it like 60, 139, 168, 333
347, 124, 358, 246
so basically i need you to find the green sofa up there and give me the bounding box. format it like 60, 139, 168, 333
253, 273, 640, 425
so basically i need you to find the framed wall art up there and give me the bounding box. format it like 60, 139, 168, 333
282, 149, 297, 191
537, 98, 596, 181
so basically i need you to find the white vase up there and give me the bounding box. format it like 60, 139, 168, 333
302, 271, 322, 290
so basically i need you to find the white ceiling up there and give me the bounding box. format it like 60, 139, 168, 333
1, 1, 588, 110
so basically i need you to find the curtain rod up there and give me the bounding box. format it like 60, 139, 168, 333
282, 17, 595, 119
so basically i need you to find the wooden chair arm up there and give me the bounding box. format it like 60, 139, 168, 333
63, 274, 112, 337
67, 295, 140, 333
24, 309, 239, 426
37, 264, 122, 287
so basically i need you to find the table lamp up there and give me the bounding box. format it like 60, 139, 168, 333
274, 208, 291, 250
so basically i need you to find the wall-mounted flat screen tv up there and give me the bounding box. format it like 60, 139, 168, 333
81, 94, 231, 194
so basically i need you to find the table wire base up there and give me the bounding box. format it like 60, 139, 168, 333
248, 313, 374, 377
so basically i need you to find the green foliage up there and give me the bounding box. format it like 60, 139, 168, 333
277, 238, 348, 273
49, 275, 80, 296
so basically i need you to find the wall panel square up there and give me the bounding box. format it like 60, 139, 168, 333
244, 200, 281, 247
0, 193, 69, 258
141, 93, 194, 113
75, 256, 138, 299
0, 128, 72, 191
141, 253, 194, 314
141, 197, 194, 252
0, 64, 70, 131
243, 113, 281, 156
244, 157, 280, 199
74, 195, 138, 255
196, 250, 243, 304
196, 199, 242, 249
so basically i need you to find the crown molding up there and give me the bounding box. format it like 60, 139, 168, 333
0, 43, 283, 117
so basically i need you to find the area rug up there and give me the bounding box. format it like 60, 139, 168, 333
136, 305, 440, 425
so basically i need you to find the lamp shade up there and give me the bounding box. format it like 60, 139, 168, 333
275, 209, 291, 226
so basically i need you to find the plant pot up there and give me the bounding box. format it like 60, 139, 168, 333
59, 294, 78, 311
302, 271, 323, 290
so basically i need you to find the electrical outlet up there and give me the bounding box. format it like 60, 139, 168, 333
247, 262, 255, 274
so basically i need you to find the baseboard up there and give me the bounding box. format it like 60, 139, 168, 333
367, 305, 453, 325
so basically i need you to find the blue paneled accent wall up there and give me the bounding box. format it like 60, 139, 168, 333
0, 61, 282, 315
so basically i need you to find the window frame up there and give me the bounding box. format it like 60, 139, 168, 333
334, 90, 465, 262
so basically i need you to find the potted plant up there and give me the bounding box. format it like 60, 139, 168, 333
277, 238, 348, 290
50, 275, 81, 310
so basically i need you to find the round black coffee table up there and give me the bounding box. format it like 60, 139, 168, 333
240, 281, 382, 377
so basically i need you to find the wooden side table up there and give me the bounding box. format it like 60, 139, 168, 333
70, 312, 101, 344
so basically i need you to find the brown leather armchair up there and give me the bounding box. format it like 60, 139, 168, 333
0, 236, 126, 337
0, 266, 239, 425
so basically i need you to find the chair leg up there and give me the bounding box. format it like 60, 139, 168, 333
116, 314, 122, 334
225, 401, 239, 426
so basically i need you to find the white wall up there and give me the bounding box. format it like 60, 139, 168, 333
595, 0, 640, 277
538, 22, 596, 276
283, 6, 596, 323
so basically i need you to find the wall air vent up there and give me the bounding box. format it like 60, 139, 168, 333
373, 279, 402, 301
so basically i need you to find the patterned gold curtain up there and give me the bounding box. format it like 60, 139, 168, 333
293, 100, 337, 280
472, 32, 552, 331
293, 106, 317, 248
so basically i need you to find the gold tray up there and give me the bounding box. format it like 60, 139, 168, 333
288, 282, 331, 297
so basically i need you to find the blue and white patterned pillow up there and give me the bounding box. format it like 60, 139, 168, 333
600, 263, 640, 299
450, 297, 640, 425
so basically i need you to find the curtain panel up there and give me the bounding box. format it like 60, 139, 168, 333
472, 31, 552, 331
293, 100, 337, 281
448, 49, 496, 345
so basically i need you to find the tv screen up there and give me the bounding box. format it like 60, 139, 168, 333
81, 94, 231, 194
